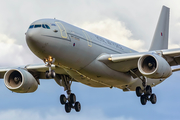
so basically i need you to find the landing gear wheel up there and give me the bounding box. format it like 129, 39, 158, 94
45, 71, 49, 79
60, 94, 66, 105
145, 85, 152, 95
59, 75, 81, 113
51, 70, 56, 78
65, 102, 72, 113
75, 101, 81, 112
150, 94, 157, 104
45, 70, 56, 78
140, 95, 147, 105
70, 93, 76, 104
136, 86, 142, 97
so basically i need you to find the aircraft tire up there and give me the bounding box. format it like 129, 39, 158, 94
51, 70, 56, 78
70, 93, 76, 104
140, 95, 147, 105
45, 71, 49, 79
74, 101, 81, 112
60, 94, 66, 105
136, 86, 142, 97
65, 102, 71, 113
150, 94, 157, 104
145, 85, 152, 95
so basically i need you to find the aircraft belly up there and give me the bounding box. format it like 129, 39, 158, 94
78, 59, 136, 88
125, 78, 165, 91
63, 68, 107, 87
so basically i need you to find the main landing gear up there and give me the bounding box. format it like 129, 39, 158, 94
60, 91, 81, 113
135, 77, 157, 105
59, 75, 81, 113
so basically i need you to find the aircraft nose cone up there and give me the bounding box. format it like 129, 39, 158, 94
26, 29, 38, 41
26, 29, 42, 54
26, 29, 42, 45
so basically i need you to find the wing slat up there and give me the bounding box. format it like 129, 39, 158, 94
98, 48, 180, 72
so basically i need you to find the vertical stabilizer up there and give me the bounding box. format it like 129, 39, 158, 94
149, 6, 170, 51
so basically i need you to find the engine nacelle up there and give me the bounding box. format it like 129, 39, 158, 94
138, 54, 172, 79
4, 68, 38, 93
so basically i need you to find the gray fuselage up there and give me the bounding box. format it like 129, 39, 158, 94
26, 19, 164, 91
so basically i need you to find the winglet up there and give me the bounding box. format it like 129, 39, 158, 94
149, 6, 170, 51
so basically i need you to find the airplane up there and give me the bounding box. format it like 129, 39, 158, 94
0, 5, 179, 113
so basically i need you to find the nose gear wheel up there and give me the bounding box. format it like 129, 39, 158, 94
44, 57, 56, 79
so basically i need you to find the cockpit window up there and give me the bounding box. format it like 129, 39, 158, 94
29, 25, 34, 29
29, 24, 51, 29
45, 24, 50, 29
42, 24, 46, 28
34, 24, 41, 28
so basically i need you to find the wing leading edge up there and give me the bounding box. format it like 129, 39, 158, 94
98, 48, 180, 73
0, 64, 68, 79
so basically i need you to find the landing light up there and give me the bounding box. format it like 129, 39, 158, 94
108, 57, 112, 61
49, 56, 53, 62
44, 59, 48, 62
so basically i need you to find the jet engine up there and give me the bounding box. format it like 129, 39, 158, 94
138, 54, 172, 79
4, 68, 38, 93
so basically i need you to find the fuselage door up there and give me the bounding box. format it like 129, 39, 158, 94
82, 31, 92, 47
55, 22, 67, 38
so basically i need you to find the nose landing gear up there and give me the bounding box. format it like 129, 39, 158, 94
44, 57, 56, 79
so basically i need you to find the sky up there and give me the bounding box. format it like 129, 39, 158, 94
0, 0, 180, 120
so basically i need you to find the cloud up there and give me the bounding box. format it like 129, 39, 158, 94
0, 33, 15, 44
0, 108, 135, 120
0, 33, 41, 66
79, 19, 145, 51
0, 0, 178, 51
169, 41, 180, 49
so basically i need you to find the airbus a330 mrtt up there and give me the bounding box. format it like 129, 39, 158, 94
1, 6, 179, 113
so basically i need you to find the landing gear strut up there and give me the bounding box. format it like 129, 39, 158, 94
135, 76, 157, 105
44, 57, 56, 79
59, 75, 81, 113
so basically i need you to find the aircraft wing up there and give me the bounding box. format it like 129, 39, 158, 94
98, 48, 180, 73
0, 64, 68, 79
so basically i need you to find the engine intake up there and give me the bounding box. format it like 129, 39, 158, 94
138, 54, 172, 79
4, 68, 38, 93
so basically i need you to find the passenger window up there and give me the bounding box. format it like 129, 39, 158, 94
29, 25, 34, 29
45, 24, 50, 29
42, 24, 46, 28
34, 24, 41, 28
